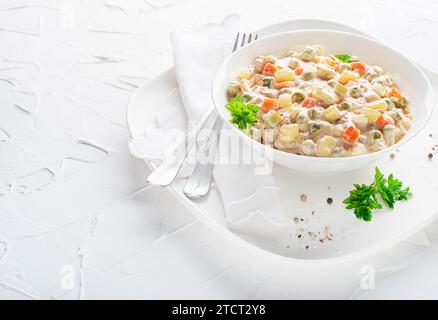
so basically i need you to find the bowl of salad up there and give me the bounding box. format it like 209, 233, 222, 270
212, 30, 434, 172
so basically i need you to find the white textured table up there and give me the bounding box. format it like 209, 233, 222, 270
1, 0, 438, 300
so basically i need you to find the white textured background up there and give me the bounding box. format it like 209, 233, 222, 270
1, 0, 438, 299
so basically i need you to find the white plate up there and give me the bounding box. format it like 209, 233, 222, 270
127, 19, 438, 264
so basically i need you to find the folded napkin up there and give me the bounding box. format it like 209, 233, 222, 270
131, 15, 292, 232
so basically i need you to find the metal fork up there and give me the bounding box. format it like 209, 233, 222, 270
146, 32, 258, 190
183, 32, 258, 199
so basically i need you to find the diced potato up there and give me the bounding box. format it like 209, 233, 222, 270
312, 86, 339, 105
274, 68, 296, 82
287, 104, 301, 120
322, 136, 337, 148
364, 90, 380, 102
317, 63, 336, 80
383, 97, 395, 110
278, 93, 292, 108
400, 118, 411, 131
227, 81, 241, 96
383, 125, 399, 146
250, 127, 262, 142
278, 124, 299, 144
367, 99, 388, 111
363, 107, 380, 122
395, 128, 406, 143
296, 109, 310, 131
252, 56, 264, 72
323, 105, 341, 122
316, 144, 333, 157
338, 70, 359, 85
351, 113, 368, 130
371, 82, 388, 97
339, 62, 351, 71
236, 68, 253, 80
328, 79, 337, 88
351, 143, 367, 156
262, 128, 275, 146
239, 79, 251, 93
331, 146, 348, 157
334, 82, 348, 97
316, 136, 337, 157
262, 110, 282, 128
298, 46, 317, 62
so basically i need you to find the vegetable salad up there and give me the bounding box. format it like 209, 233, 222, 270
226, 45, 412, 157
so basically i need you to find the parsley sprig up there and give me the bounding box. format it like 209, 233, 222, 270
335, 54, 358, 63
374, 168, 413, 209
226, 96, 260, 130
344, 183, 382, 222
343, 167, 413, 221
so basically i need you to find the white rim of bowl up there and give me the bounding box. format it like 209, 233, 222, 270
212, 29, 435, 163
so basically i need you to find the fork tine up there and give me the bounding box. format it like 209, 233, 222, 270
240, 33, 246, 47
248, 33, 252, 43
254, 34, 258, 41
233, 32, 240, 52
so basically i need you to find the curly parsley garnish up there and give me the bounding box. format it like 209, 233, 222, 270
335, 54, 358, 63
226, 96, 260, 130
343, 167, 413, 221
343, 183, 382, 222
374, 168, 413, 209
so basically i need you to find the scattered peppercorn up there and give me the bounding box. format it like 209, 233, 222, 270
428, 153, 433, 160
327, 197, 333, 204
390, 153, 395, 159
300, 194, 307, 202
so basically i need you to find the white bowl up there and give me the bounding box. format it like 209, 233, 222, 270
212, 30, 434, 172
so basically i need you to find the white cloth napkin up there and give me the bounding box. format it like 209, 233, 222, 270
131, 15, 291, 230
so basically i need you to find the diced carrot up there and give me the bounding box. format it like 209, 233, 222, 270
294, 67, 304, 76
302, 98, 317, 108
261, 63, 278, 76
261, 98, 280, 113
274, 81, 294, 89
351, 62, 366, 76
376, 115, 395, 129
342, 126, 360, 146
387, 87, 401, 99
